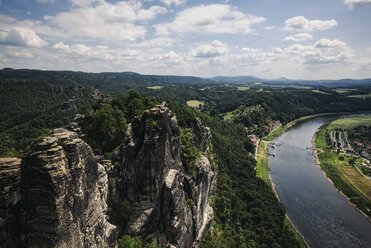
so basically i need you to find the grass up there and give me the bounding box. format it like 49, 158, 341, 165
335, 88, 356, 94
315, 124, 371, 219
223, 111, 234, 121
237, 86, 250, 91
347, 93, 371, 99
256, 140, 270, 185
312, 89, 331, 95
186, 100, 204, 108
146, 86, 163, 90
326, 116, 371, 130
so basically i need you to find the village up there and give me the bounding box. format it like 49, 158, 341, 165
325, 128, 371, 177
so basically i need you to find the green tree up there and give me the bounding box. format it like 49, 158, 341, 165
117, 235, 142, 248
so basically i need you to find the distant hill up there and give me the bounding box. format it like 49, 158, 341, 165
1, 68, 371, 91
211, 75, 263, 83
211, 74, 371, 87
0, 68, 213, 94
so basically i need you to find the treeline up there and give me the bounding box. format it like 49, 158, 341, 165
172, 104, 303, 248
0, 79, 98, 156
144, 86, 371, 135
79, 91, 157, 155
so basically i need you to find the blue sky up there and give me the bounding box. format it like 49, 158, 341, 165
0, 0, 370, 79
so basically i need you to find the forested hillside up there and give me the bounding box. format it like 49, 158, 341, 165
0, 79, 100, 156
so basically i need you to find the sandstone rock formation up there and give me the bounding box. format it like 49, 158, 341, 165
0, 103, 214, 248
0, 157, 21, 248
111, 102, 214, 247
20, 128, 116, 248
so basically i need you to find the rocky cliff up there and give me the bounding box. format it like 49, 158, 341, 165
111, 102, 214, 247
0, 157, 21, 248
0, 103, 214, 248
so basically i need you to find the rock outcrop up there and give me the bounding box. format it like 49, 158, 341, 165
0, 102, 214, 248
112, 102, 214, 247
20, 128, 116, 248
0, 157, 21, 248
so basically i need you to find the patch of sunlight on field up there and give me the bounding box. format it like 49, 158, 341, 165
327, 116, 371, 130
186, 100, 204, 108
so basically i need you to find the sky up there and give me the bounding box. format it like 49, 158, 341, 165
0, 0, 371, 79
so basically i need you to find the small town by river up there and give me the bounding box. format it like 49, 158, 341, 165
269, 116, 371, 248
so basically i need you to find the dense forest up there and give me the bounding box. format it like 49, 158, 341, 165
1, 70, 371, 247
74, 97, 304, 247
0, 79, 101, 156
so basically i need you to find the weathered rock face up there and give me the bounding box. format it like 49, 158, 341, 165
20, 128, 116, 248
0, 103, 213, 248
0, 157, 21, 248
112, 102, 214, 247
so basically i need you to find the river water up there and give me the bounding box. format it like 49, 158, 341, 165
269, 116, 371, 248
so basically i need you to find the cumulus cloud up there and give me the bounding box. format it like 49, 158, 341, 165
284, 16, 337, 32
314, 39, 347, 48
155, 4, 265, 35
190, 40, 228, 58
150, 51, 184, 65
283, 33, 313, 42
344, 0, 371, 8
135, 37, 175, 48
44, 1, 167, 41
233, 47, 279, 66
285, 39, 354, 65
160, 0, 187, 6
0, 27, 47, 47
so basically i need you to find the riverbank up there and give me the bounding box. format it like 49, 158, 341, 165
255, 140, 308, 248
313, 123, 371, 220
265, 113, 337, 141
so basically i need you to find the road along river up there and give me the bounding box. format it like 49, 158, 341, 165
269, 116, 371, 248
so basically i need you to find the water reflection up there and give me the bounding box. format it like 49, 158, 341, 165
269, 116, 371, 248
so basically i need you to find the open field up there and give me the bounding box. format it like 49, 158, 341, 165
146, 86, 163, 90
335, 88, 356, 94
315, 124, 371, 218
237, 86, 250, 91
256, 140, 270, 185
347, 93, 371, 99
327, 116, 371, 130
186, 100, 204, 108
312, 89, 331, 95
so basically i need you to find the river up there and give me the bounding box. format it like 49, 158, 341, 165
269, 116, 371, 248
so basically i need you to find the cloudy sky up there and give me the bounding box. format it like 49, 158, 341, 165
0, 0, 371, 79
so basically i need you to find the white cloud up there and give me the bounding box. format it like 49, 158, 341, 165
285, 39, 354, 65
284, 16, 337, 32
0, 27, 47, 47
190, 40, 228, 58
44, 1, 167, 41
283, 33, 313, 42
8, 52, 34, 59
135, 37, 175, 48
150, 51, 184, 65
155, 4, 265, 35
233, 47, 279, 66
314, 39, 347, 48
160, 0, 187, 7
344, 0, 371, 8
52, 41, 123, 60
